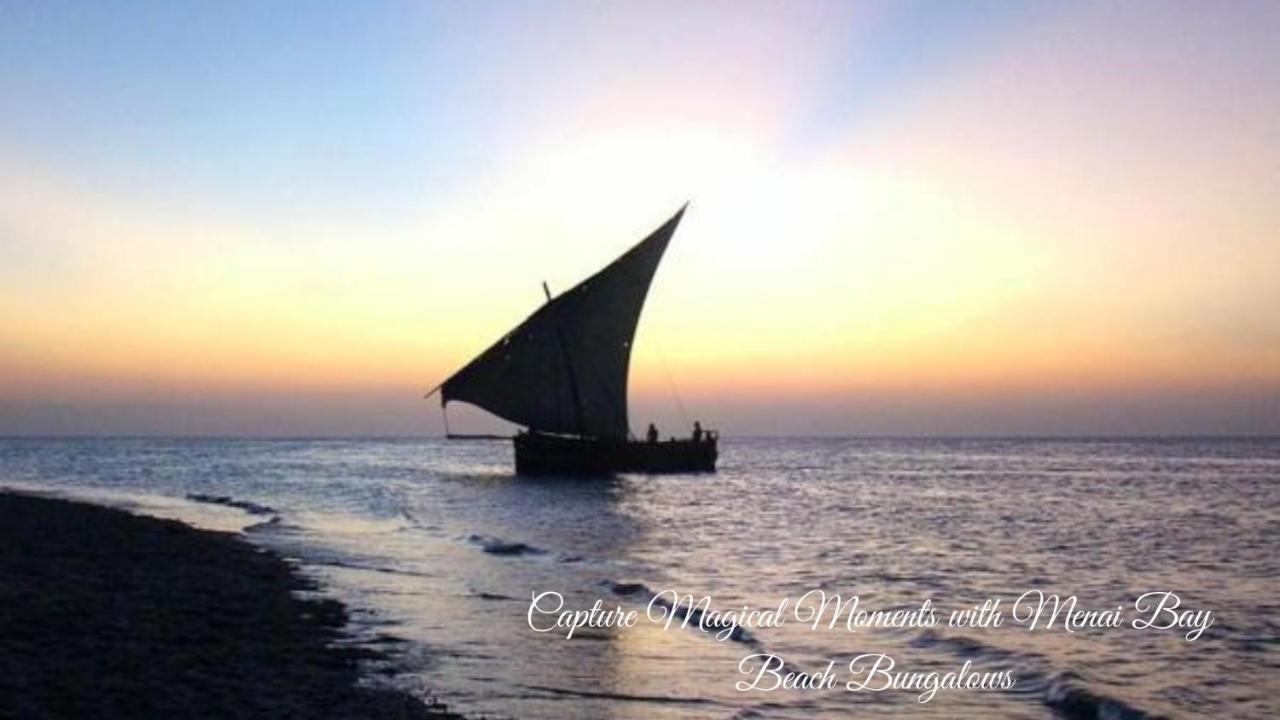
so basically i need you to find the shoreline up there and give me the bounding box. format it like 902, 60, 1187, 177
0, 491, 464, 719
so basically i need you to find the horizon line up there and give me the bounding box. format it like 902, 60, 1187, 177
2, 434, 1278, 442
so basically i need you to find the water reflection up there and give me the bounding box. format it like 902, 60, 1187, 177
1, 437, 1276, 718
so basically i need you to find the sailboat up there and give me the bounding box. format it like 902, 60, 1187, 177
427, 204, 717, 475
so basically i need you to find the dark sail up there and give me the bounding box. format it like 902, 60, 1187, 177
437, 206, 685, 439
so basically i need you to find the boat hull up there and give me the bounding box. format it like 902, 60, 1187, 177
514, 433, 717, 475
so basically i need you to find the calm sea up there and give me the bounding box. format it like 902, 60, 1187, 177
1, 438, 1276, 719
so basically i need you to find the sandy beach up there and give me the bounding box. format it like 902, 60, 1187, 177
0, 492, 462, 720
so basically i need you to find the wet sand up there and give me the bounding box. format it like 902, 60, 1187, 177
0, 492, 463, 719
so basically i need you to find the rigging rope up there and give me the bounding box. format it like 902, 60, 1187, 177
655, 338, 691, 428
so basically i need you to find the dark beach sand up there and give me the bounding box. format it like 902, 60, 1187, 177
0, 492, 463, 719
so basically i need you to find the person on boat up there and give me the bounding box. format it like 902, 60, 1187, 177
646, 423, 659, 443
692, 421, 704, 443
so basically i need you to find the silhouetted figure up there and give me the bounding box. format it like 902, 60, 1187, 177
692, 421, 704, 443
646, 423, 659, 443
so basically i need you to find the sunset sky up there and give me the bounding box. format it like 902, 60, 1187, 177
2, 1, 1277, 436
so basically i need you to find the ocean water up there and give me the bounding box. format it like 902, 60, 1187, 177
1, 437, 1276, 719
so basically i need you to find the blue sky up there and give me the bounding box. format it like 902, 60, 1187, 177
1, 2, 1043, 214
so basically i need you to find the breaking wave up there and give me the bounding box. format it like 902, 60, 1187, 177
186, 493, 276, 516
467, 534, 547, 557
